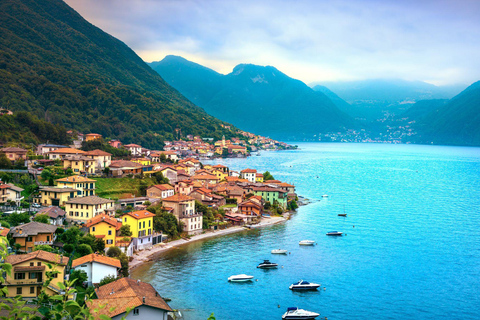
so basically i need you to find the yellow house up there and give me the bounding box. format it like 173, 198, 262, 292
36, 187, 79, 207
121, 210, 154, 250
63, 155, 96, 175
8, 221, 57, 253
4, 250, 69, 298
131, 158, 151, 166
56, 175, 96, 197
256, 173, 264, 183
65, 196, 115, 223
86, 214, 122, 247
211, 169, 228, 181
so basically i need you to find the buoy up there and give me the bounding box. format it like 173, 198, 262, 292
353, 225, 355, 228
282, 266, 284, 268
324, 287, 326, 290
278, 304, 280, 308
256, 279, 258, 282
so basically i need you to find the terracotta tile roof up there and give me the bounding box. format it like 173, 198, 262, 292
85, 149, 112, 156
123, 210, 153, 220
264, 180, 282, 183
148, 184, 174, 191
0, 226, 9, 237
86, 214, 121, 229
66, 196, 114, 205
277, 182, 295, 187
241, 168, 257, 173
163, 194, 195, 202
89, 278, 172, 317
36, 206, 66, 219
72, 253, 121, 269
9, 222, 57, 238
40, 187, 78, 193
1, 147, 28, 153
56, 175, 96, 183
192, 174, 219, 180
5, 250, 68, 265
48, 147, 86, 154
109, 160, 143, 168
212, 164, 227, 168
252, 186, 286, 193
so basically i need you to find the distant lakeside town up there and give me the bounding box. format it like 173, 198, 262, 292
0, 130, 299, 319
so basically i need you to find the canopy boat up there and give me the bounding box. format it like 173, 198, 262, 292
271, 249, 288, 254
257, 259, 278, 269
289, 280, 321, 290
299, 240, 315, 246
326, 231, 343, 236
282, 307, 320, 319
338, 204, 347, 217
228, 274, 254, 282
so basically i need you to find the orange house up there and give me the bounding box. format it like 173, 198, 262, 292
85, 133, 102, 141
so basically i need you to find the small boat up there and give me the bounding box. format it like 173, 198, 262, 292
299, 240, 315, 246
289, 280, 320, 290
271, 249, 288, 254
326, 231, 343, 236
257, 259, 278, 269
282, 307, 320, 319
338, 204, 347, 216
322, 194, 328, 198
228, 274, 254, 282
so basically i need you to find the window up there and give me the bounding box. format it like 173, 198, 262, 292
139, 222, 141, 229
27, 236, 33, 242
47, 236, 50, 241
133, 308, 140, 315
149, 220, 151, 227
37, 262, 41, 266
14, 273, 26, 280
143, 221, 145, 228
108, 230, 112, 235
29, 272, 36, 279
30, 262, 34, 266
30, 287, 35, 294
124, 218, 127, 222
16, 287, 22, 295
92, 227, 96, 232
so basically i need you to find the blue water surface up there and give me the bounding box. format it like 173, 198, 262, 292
131, 143, 480, 320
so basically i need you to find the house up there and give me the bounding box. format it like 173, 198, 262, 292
151, 150, 179, 162
212, 164, 229, 175
1, 147, 27, 162
240, 168, 257, 183
35, 206, 66, 226
255, 173, 264, 183
122, 210, 155, 250
213, 184, 244, 204
4, 250, 69, 298
0, 183, 8, 204
191, 173, 219, 186
238, 198, 264, 217
162, 194, 203, 235
88, 278, 172, 320
47, 147, 86, 160
0, 226, 10, 237
131, 158, 151, 166
36, 144, 68, 156
86, 214, 122, 247
175, 180, 194, 196
275, 182, 296, 197
56, 175, 96, 197
36, 187, 79, 207
72, 253, 121, 286
109, 160, 143, 177
189, 188, 226, 208
65, 196, 115, 224
8, 222, 57, 252
228, 145, 247, 155
85, 133, 102, 141
252, 186, 288, 209
158, 166, 178, 183
85, 149, 112, 169
108, 139, 122, 148
124, 144, 142, 156
2, 183, 24, 206
116, 196, 150, 211
146, 184, 175, 199
63, 155, 96, 175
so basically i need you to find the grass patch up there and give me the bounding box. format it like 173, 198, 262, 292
95, 177, 155, 199
220, 204, 237, 208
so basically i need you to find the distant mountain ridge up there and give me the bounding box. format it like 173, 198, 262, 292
0, 0, 235, 148
150, 56, 353, 140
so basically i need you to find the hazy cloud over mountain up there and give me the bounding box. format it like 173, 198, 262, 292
65, 0, 480, 85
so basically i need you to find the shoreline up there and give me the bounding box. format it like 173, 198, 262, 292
129, 215, 288, 271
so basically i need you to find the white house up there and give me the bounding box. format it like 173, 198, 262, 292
72, 253, 121, 286
124, 144, 142, 156
240, 168, 257, 183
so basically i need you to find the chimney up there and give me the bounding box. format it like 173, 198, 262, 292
110, 289, 114, 295
137, 280, 140, 285
143, 297, 145, 303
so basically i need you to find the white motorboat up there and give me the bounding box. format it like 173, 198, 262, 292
322, 194, 328, 198
299, 240, 315, 246
257, 259, 278, 269
282, 307, 320, 319
289, 280, 321, 290
271, 249, 288, 254
228, 274, 254, 282
326, 231, 343, 236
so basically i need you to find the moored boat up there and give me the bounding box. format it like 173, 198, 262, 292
228, 274, 254, 282
299, 240, 315, 246
257, 259, 278, 269
326, 231, 343, 236
271, 249, 288, 254
289, 280, 320, 290
282, 307, 320, 319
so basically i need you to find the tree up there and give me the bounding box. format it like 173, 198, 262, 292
34, 214, 50, 224
263, 171, 275, 181
119, 224, 132, 237
63, 243, 74, 254
59, 226, 81, 245
76, 244, 93, 257
153, 172, 169, 184
40, 168, 53, 181
106, 246, 122, 258
118, 253, 129, 277
7, 212, 30, 227
0, 152, 11, 169
33, 244, 54, 252
70, 269, 88, 286
98, 275, 117, 286
93, 237, 105, 253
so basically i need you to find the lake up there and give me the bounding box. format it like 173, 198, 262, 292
131, 143, 480, 320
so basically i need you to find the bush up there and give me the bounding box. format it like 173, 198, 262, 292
76, 244, 93, 257
106, 246, 122, 258
98, 275, 117, 286
70, 269, 88, 286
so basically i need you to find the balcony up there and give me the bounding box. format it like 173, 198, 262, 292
34, 240, 54, 245
6, 279, 43, 285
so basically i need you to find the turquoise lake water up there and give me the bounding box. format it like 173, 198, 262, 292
131, 143, 480, 320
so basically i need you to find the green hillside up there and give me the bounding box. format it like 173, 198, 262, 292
0, 0, 236, 148
151, 56, 354, 140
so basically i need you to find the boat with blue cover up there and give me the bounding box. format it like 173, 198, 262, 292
282, 307, 320, 319
289, 280, 320, 290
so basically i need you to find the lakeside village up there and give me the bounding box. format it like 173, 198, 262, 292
0, 133, 299, 319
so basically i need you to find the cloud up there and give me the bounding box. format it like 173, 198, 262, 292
65, 0, 480, 85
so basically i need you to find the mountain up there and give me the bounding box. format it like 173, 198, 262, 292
399, 99, 448, 122
0, 0, 235, 149
312, 79, 466, 121
310, 85, 352, 114
416, 81, 480, 145
150, 56, 353, 140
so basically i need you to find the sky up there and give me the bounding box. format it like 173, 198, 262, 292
64, 0, 480, 86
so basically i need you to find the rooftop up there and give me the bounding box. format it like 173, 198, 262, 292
66, 196, 114, 205
5, 250, 68, 265
123, 210, 153, 220
9, 221, 57, 238
86, 214, 121, 229
72, 253, 121, 269
56, 175, 96, 183
163, 194, 195, 202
